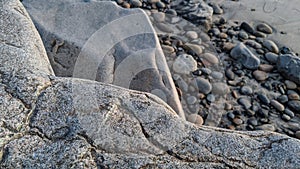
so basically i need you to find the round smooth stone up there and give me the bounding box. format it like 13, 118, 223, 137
270, 100, 285, 111
253, 70, 268, 81
256, 23, 273, 34
233, 118, 243, 125
211, 82, 230, 95
263, 40, 279, 54
185, 31, 198, 40
225, 68, 235, 80
211, 71, 223, 79
265, 52, 278, 64
240, 86, 253, 95
147, 0, 159, 3
258, 94, 270, 104
239, 31, 249, 40
201, 53, 219, 66
196, 77, 212, 94
130, 0, 142, 7
285, 80, 297, 89
284, 109, 295, 118
187, 96, 197, 105
187, 114, 204, 126
295, 131, 300, 139
152, 12, 165, 22
185, 43, 203, 56
156, 1, 165, 8
282, 114, 291, 121
206, 94, 215, 102
238, 97, 252, 109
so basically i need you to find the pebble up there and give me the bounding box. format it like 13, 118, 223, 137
219, 32, 228, 39
196, 77, 212, 94
147, 0, 159, 3
253, 31, 267, 38
277, 54, 300, 85
256, 124, 275, 131
130, 0, 142, 7
156, 1, 165, 8
201, 68, 212, 75
185, 43, 203, 56
263, 40, 279, 54
258, 94, 270, 104
233, 118, 243, 125
278, 95, 289, 104
227, 112, 235, 119
240, 22, 255, 34
185, 31, 198, 40
265, 52, 278, 64
230, 43, 260, 69
285, 80, 297, 90
295, 131, 300, 139
238, 31, 249, 40
282, 114, 291, 121
206, 94, 215, 102
211, 71, 223, 79
240, 86, 253, 95
225, 103, 233, 110
161, 45, 175, 53
284, 109, 295, 118
211, 82, 230, 95
253, 70, 268, 81
238, 97, 252, 109
248, 118, 258, 126
122, 2, 131, 8
288, 91, 300, 100
223, 42, 235, 51
288, 100, 300, 112
187, 114, 203, 126
245, 40, 262, 49
256, 23, 273, 34
270, 99, 285, 111
259, 64, 273, 72
225, 68, 235, 80
187, 96, 197, 105
201, 53, 219, 66
172, 54, 197, 74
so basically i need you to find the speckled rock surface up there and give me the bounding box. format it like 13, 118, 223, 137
1, 0, 300, 168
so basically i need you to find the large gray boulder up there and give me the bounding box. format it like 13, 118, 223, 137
1, 0, 300, 168
22, 0, 185, 119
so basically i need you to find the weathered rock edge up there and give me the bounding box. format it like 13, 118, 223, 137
0, 0, 299, 168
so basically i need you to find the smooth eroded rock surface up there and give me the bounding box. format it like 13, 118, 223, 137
22, 0, 185, 119
1, 0, 300, 168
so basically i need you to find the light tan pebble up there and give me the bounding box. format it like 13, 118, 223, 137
161, 45, 174, 53
225, 102, 233, 110
232, 90, 239, 99
288, 93, 300, 100
228, 125, 235, 130
259, 64, 274, 72
285, 80, 297, 89
253, 70, 268, 81
223, 42, 235, 51
201, 53, 219, 66
219, 32, 228, 39
187, 114, 203, 126
122, 2, 130, 8
185, 31, 198, 40
147, 0, 159, 3
185, 43, 203, 55
233, 118, 243, 125
270, 99, 285, 111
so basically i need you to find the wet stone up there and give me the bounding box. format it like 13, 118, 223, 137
278, 95, 289, 104
230, 43, 260, 69
196, 77, 212, 94
239, 31, 249, 40
265, 52, 278, 64
130, 0, 142, 7
282, 114, 291, 121
256, 23, 273, 34
225, 68, 235, 80
270, 100, 285, 112
253, 70, 268, 81
227, 112, 235, 119
263, 40, 279, 54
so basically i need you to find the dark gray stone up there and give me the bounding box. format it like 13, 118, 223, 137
277, 54, 300, 85
230, 43, 260, 69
